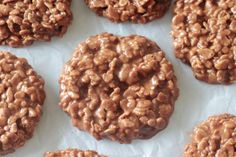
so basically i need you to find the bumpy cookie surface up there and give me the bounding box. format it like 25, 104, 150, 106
0, 0, 72, 47
172, 0, 236, 84
84, 0, 171, 23
59, 33, 179, 143
0, 52, 45, 155
44, 149, 106, 157
184, 114, 236, 157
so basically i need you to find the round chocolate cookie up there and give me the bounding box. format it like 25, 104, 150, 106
0, 52, 45, 155
172, 0, 236, 84
0, 0, 72, 47
44, 149, 106, 157
59, 33, 179, 143
184, 114, 236, 157
84, 0, 171, 23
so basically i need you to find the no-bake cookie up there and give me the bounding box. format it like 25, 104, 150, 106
44, 149, 106, 157
172, 0, 236, 84
85, 0, 171, 23
0, 0, 72, 47
0, 51, 45, 155
184, 114, 236, 157
59, 33, 179, 143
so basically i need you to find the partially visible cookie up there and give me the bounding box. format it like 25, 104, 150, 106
0, 52, 45, 155
184, 114, 236, 157
59, 33, 179, 143
0, 0, 72, 47
172, 0, 236, 84
84, 0, 171, 23
44, 149, 106, 157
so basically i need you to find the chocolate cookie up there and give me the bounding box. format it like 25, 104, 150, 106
44, 149, 106, 157
172, 0, 236, 84
0, 52, 45, 155
59, 33, 179, 143
0, 0, 72, 47
84, 0, 171, 23
184, 114, 236, 157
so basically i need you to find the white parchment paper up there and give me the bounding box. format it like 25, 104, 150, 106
3, 0, 236, 156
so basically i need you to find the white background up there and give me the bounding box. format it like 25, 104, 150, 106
4, 0, 236, 156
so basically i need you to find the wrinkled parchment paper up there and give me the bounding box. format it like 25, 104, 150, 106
4, 0, 236, 156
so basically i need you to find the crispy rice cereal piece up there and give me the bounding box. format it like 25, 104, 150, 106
84, 0, 171, 23
0, 51, 45, 155
44, 149, 106, 157
0, 0, 72, 47
59, 33, 179, 143
184, 114, 236, 157
172, 0, 236, 84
